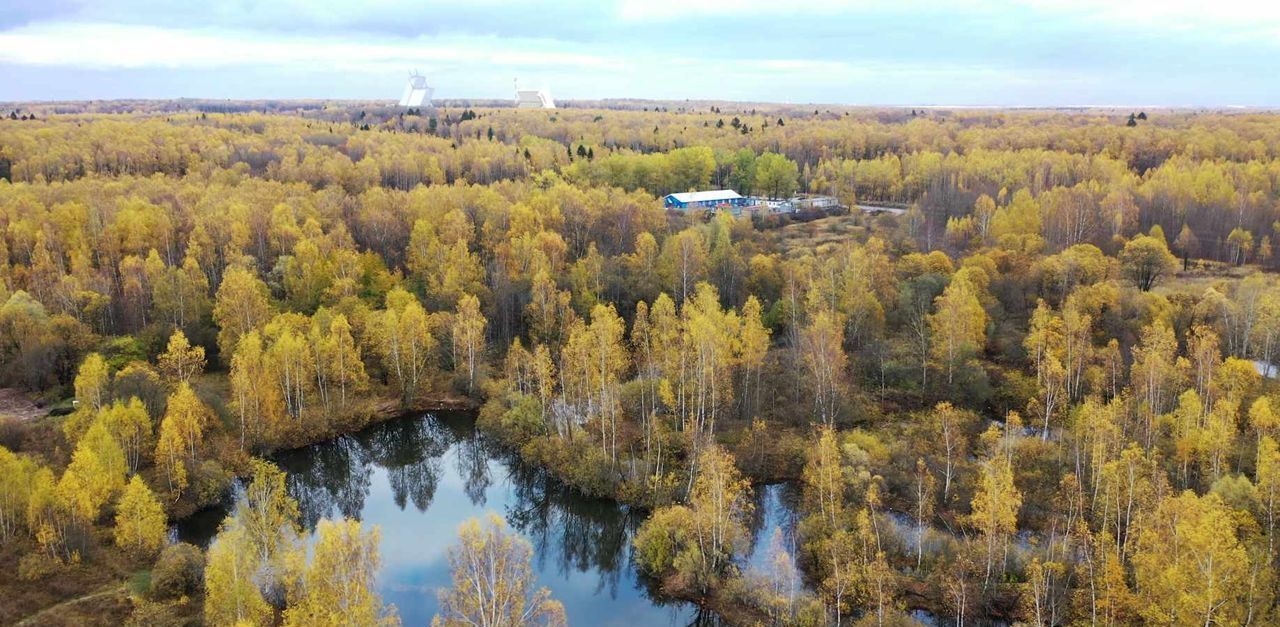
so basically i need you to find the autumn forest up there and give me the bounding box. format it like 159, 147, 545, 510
4, 101, 1280, 626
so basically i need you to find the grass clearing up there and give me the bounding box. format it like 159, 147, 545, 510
128, 569, 152, 596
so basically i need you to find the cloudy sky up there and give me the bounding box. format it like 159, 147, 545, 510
1, 0, 1277, 105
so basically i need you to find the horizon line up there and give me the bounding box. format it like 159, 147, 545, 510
3, 97, 1277, 112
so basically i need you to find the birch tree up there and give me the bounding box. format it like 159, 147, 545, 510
801, 309, 847, 426
451, 293, 486, 393
434, 514, 566, 627
929, 268, 987, 386
969, 453, 1022, 587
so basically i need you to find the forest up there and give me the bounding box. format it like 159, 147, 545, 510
4, 101, 1280, 626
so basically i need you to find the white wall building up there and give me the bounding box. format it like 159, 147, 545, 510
514, 79, 555, 109
399, 72, 434, 107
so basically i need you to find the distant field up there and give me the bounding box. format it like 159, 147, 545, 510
773, 209, 907, 258
775, 221, 1277, 296
773, 214, 868, 257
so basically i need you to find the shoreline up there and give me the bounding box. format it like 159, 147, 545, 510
167, 390, 481, 521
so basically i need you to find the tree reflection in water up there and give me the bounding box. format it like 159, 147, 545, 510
454, 427, 493, 506
279, 434, 372, 530
503, 456, 632, 600
365, 415, 450, 512
174, 412, 706, 625
742, 482, 802, 572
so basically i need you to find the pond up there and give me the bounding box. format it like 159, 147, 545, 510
175, 411, 797, 626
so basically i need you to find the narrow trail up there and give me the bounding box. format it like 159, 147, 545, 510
14, 583, 128, 627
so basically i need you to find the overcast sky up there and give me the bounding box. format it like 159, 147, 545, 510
1, 0, 1277, 106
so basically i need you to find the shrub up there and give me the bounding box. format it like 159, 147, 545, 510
18, 552, 63, 581
192, 460, 232, 509
101, 336, 148, 371
149, 543, 205, 600
0, 415, 21, 449
564, 444, 616, 497
618, 471, 681, 508
633, 505, 694, 576
498, 394, 545, 441
126, 598, 188, 627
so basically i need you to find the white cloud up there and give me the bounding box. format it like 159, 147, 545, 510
1018, 0, 1280, 39
0, 22, 623, 72
617, 0, 893, 21
1, 2, 1276, 105
617, 0, 1280, 41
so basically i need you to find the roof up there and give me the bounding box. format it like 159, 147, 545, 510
666, 190, 743, 203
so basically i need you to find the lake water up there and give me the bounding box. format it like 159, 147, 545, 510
175, 411, 795, 626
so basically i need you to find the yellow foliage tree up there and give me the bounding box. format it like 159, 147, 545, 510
559, 303, 628, 462
928, 402, 977, 502
450, 293, 486, 393
373, 287, 438, 404
284, 518, 397, 627
58, 419, 127, 523
204, 521, 273, 626
310, 311, 367, 414
236, 458, 301, 571
229, 330, 284, 449
114, 475, 166, 557
434, 513, 565, 627
74, 351, 109, 413
1256, 436, 1280, 558
157, 328, 206, 383
407, 216, 486, 310
991, 189, 1044, 254
99, 397, 152, 473
737, 295, 770, 419
802, 427, 846, 536
929, 268, 987, 385
213, 264, 273, 359
0, 446, 38, 541
1024, 300, 1067, 438
969, 452, 1022, 587
64, 351, 110, 442
1132, 491, 1250, 625
27, 467, 75, 561
1250, 396, 1279, 443
155, 382, 210, 496
688, 444, 754, 583
1119, 234, 1177, 291
800, 309, 846, 426
676, 283, 738, 445
1130, 320, 1182, 447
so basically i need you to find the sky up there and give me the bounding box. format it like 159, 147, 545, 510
1, 0, 1278, 106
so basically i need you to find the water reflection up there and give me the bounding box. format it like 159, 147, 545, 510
175, 412, 699, 626
283, 434, 372, 528
744, 483, 802, 572
455, 431, 493, 506
364, 415, 451, 512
